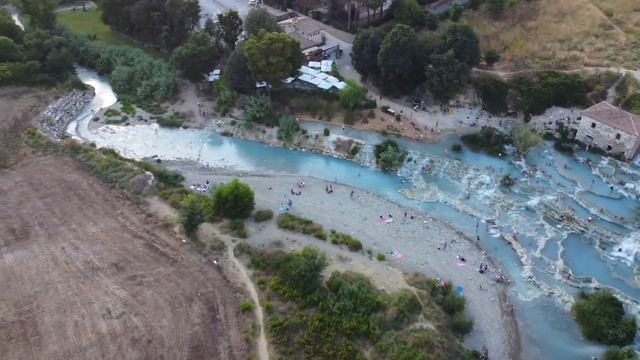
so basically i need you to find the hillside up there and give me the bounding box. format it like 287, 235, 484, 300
462, 0, 640, 70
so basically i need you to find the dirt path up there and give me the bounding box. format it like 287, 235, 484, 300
227, 241, 270, 360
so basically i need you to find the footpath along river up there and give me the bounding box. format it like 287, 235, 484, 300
68, 67, 640, 359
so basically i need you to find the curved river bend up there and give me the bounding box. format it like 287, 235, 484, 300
68, 68, 640, 359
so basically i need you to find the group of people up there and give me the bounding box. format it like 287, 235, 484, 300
189, 180, 210, 193
290, 179, 305, 196
325, 184, 334, 193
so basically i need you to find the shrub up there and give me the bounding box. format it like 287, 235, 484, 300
484, 49, 501, 66
180, 193, 207, 234
328, 230, 363, 251
254, 209, 274, 222
121, 101, 135, 115
451, 143, 463, 152
212, 179, 255, 219
277, 115, 298, 143
460, 127, 506, 156
156, 114, 183, 128
474, 76, 509, 114
374, 140, 407, 172
277, 213, 323, 234
513, 72, 588, 115
511, 125, 542, 155
228, 219, 248, 238
376, 253, 386, 261
451, 312, 474, 335
159, 187, 190, 208
239, 301, 254, 313
392, 290, 422, 324
213, 79, 238, 116
313, 231, 327, 240
603, 347, 639, 360
104, 108, 120, 117
572, 291, 637, 346
323, 128, 330, 136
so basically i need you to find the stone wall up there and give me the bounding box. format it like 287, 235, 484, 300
38, 89, 94, 139
575, 115, 640, 159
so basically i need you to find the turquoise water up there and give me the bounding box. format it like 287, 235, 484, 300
69, 68, 640, 359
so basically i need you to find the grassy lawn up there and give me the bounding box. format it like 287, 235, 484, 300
57, 9, 164, 58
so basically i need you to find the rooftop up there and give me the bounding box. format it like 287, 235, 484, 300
582, 101, 640, 137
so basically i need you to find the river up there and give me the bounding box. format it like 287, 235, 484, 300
68, 67, 640, 359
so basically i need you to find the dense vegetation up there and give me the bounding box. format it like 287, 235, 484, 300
374, 140, 407, 172
473, 72, 591, 117
460, 126, 507, 156
572, 291, 637, 346
0, 5, 177, 104
352, 23, 480, 100
99, 0, 200, 51
236, 245, 478, 359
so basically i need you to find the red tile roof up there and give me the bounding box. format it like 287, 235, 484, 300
582, 101, 640, 136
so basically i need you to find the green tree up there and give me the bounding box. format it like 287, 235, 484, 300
216, 9, 243, 50
572, 291, 637, 346
438, 24, 481, 67
17, 0, 58, 29
426, 50, 470, 103
0, 9, 23, 43
484, 49, 501, 66
277, 114, 298, 143
244, 8, 280, 37
170, 31, 221, 83
351, 28, 383, 78
180, 193, 207, 234
510, 125, 542, 155
212, 179, 255, 219
486, 0, 508, 18
0, 36, 22, 62
377, 24, 425, 95
374, 140, 407, 172
469, 0, 481, 10
224, 43, 254, 93
339, 80, 368, 111
277, 247, 327, 303
242, 95, 272, 127
244, 30, 303, 84
393, 0, 426, 29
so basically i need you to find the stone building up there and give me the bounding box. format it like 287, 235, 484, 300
575, 101, 640, 159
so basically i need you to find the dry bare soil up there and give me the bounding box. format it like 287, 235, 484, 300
0, 156, 250, 360
463, 0, 640, 70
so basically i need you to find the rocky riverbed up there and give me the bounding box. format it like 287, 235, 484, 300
38, 89, 94, 139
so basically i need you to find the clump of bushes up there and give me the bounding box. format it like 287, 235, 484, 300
254, 209, 274, 222
451, 143, 463, 152
212, 179, 255, 219
277, 213, 323, 235
239, 301, 254, 313
572, 291, 637, 346
376, 253, 386, 261
460, 126, 507, 157
104, 108, 120, 117
328, 230, 363, 251
156, 112, 185, 128
179, 193, 214, 235
226, 219, 248, 238
374, 140, 407, 172
323, 128, 330, 136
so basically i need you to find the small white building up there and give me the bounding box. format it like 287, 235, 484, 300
575, 101, 640, 159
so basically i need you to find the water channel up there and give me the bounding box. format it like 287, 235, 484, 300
68, 67, 640, 359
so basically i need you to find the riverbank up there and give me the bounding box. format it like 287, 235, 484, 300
165, 161, 521, 360
38, 88, 94, 139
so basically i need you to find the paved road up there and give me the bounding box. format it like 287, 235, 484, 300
199, 0, 251, 24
